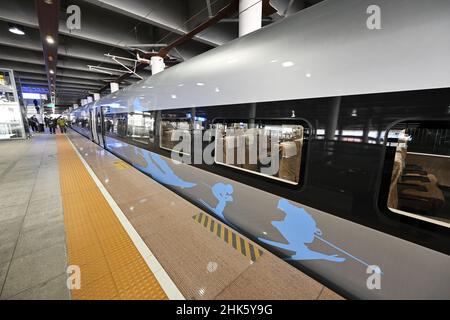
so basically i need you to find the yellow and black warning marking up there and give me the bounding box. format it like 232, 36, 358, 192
192, 212, 263, 262
113, 160, 131, 170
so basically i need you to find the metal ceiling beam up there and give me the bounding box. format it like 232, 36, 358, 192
35, 0, 60, 99
99, 0, 241, 93
158, 0, 239, 57
83, 0, 224, 47
15, 71, 104, 87
0, 0, 216, 58
0, 45, 145, 77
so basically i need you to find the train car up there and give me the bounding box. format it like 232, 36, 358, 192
70, 0, 450, 299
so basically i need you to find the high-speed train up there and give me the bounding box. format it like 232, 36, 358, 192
70, 0, 450, 299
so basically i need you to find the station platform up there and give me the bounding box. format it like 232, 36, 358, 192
0, 130, 343, 300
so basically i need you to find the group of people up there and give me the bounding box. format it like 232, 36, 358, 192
27, 115, 68, 134
27, 115, 43, 133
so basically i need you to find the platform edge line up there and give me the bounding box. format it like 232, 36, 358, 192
66, 136, 185, 300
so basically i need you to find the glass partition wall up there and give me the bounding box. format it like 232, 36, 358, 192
0, 68, 26, 140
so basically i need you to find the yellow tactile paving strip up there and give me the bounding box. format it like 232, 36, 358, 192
56, 135, 168, 300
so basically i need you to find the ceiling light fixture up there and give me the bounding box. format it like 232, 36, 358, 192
49, 69, 54, 74
8, 25, 25, 36
46, 35, 54, 44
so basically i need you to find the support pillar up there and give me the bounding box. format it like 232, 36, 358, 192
110, 82, 119, 93
151, 56, 165, 75
239, 0, 262, 37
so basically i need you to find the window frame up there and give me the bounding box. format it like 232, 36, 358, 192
103, 111, 156, 150
159, 117, 192, 155
211, 117, 310, 187
382, 120, 450, 229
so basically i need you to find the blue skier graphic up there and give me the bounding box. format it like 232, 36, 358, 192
134, 148, 196, 189
259, 199, 345, 262
260, 198, 382, 272
199, 183, 234, 220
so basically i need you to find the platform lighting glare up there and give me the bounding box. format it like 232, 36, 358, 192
215, 87, 220, 93
282, 61, 294, 68
270, 59, 278, 63
305, 73, 312, 78
49, 69, 54, 74
8, 26, 25, 35
141, 86, 146, 88
46, 35, 55, 44
178, 84, 184, 87
196, 82, 205, 86
171, 94, 177, 99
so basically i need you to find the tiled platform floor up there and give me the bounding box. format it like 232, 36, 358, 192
0, 134, 70, 300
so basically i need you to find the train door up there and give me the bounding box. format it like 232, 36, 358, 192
96, 108, 105, 148
89, 109, 95, 141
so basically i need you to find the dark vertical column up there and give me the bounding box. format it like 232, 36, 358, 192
326, 97, 341, 141
376, 124, 383, 144
248, 103, 257, 128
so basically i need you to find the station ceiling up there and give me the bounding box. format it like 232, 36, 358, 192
0, 0, 323, 111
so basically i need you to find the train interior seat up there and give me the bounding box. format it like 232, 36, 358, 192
219, 127, 303, 184
388, 145, 446, 217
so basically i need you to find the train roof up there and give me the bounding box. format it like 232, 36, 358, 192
82, 0, 450, 112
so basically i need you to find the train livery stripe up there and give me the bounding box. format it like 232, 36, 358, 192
192, 213, 263, 262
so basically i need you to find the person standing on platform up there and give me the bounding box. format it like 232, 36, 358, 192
44, 116, 50, 128
35, 113, 44, 132
29, 116, 38, 133
57, 117, 67, 134
48, 117, 56, 134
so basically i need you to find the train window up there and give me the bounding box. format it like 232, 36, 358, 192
126, 111, 155, 144
214, 121, 305, 185
160, 119, 191, 153
104, 113, 127, 137
104, 112, 155, 146
386, 121, 450, 228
